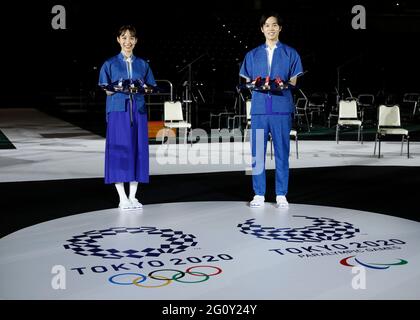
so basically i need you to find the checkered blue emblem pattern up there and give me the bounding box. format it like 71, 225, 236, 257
63, 227, 198, 259
237, 215, 360, 242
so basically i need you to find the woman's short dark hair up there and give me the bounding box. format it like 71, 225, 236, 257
259, 12, 284, 28
117, 25, 137, 38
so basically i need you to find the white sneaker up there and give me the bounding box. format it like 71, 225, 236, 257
130, 198, 143, 210
276, 195, 289, 208
119, 199, 133, 210
250, 195, 265, 208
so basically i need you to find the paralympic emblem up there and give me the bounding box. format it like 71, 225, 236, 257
340, 256, 408, 270
63, 226, 198, 259
108, 265, 222, 288
238, 216, 360, 243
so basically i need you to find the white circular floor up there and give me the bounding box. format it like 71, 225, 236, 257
1, 201, 419, 299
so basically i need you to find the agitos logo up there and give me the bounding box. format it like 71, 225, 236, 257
340, 256, 408, 270
109, 265, 222, 288
63, 226, 198, 259
237, 215, 360, 243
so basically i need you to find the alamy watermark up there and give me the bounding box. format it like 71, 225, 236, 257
352, 5, 366, 30
51, 5, 66, 30
51, 265, 66, 290
351, 266, 366, 289
156, 128, 275, 175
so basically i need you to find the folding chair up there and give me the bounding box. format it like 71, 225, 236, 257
336, 100, 363, 144
373, 105, 409, 158
243, 100, 252, 142
162, 101, 192, 145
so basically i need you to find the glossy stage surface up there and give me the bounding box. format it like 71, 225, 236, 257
1, 201, 419, 299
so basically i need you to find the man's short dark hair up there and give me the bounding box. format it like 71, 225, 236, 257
259, 12, 284, 28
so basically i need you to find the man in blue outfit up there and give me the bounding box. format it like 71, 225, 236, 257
239, 12, 303, 208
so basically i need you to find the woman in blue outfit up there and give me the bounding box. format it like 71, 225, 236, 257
99, 25, 156, 210
239, 12, 303, 209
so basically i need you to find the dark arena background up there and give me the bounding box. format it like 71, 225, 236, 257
5, 0, 420, 132
1, 0, 420, 316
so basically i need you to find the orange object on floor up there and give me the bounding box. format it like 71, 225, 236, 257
148, 121, 176, 139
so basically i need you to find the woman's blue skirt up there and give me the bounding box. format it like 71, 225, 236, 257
104, 99, 149, 184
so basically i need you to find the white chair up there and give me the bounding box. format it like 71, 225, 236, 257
243, 100, 252, 142
373, 105, 410, 158
289, 129, 299, 159
336, 100, 363, 144
162, 101, 192, 145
